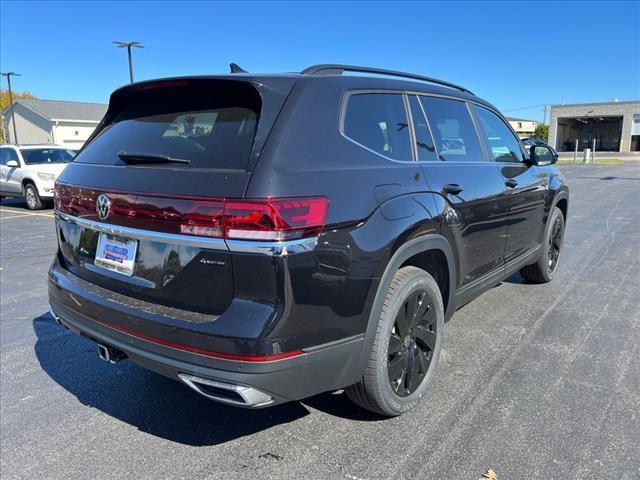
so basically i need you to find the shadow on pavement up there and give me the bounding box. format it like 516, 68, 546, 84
33, 312, 381, 446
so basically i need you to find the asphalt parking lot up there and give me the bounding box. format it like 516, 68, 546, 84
1, 163, 639, 480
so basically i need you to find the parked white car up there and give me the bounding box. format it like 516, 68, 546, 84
0, 144, 76, 209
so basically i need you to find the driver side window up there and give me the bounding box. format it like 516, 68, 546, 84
473, 106, 524, 163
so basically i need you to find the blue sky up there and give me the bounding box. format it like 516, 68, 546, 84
1, 0, 639, 121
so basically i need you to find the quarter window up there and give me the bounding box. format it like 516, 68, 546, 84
408, 96, 437, 161
474, 106, 524, 163
344, 93, 412, 161
420, 97, 483, 162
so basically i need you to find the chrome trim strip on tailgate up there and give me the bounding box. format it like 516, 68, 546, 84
225, 237, 318, 256
55, 211, 318, 255
55, 211, 229, 250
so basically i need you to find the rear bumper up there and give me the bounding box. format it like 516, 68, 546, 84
48, 261, 365, 407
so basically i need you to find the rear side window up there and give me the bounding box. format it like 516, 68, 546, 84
420, 97, 483, 162
343, 93, 412, 161
75, 82, 261, 170
473, 105, 524, 163
408, 95, 437, 161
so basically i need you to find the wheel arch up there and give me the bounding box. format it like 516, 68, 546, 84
355, 234, 456, 377
553, 191, 569, 221
21, 176, 36, 191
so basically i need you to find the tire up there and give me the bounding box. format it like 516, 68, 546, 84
24, 183, 43, 210
346, 266, 444, 416
520, 206, 565, 283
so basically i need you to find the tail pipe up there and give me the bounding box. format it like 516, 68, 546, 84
178, 373, 274, 408
97, 343, 127, 363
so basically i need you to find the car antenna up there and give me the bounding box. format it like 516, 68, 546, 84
229, 63, 247, 73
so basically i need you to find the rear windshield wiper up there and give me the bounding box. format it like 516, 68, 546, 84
117, 151, 191, 165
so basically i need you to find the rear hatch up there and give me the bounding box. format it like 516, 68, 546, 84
54, 77, 295, 314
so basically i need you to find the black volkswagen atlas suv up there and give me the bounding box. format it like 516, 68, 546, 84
48, 64, 568, 416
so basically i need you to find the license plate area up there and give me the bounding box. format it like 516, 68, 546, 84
94, 233, 138, 277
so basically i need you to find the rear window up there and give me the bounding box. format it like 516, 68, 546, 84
75, 82, 261, 170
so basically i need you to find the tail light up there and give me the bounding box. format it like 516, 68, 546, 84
55, 183, 329, 241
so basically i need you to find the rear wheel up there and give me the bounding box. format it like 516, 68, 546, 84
24, 183, 43, 210
520, 206, 565, 283
346, 266, 444, 416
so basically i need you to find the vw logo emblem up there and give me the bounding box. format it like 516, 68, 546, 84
96, 194, 111, 220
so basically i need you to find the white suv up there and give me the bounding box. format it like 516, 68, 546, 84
0, 144, 75, 209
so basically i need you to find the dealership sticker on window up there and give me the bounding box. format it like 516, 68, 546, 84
94, 233, 138, 276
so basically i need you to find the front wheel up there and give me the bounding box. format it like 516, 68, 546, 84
520, 206, 565, 283
24, 183, 43, 210
345, 266, 444, 416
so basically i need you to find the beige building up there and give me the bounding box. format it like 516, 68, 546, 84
2, 99, 107, 149
506, 117, 539, 138
548, 100, 640, 152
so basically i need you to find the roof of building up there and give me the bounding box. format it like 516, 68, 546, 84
551, 100, 640, 108
5, 98, 107, 122
506, 116, 539, 122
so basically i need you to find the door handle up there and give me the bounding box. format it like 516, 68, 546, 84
443, 184, 463, 195
505, 179, 518, 188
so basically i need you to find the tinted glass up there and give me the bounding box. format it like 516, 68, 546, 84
21, 148, 74, 165
344, 93, 412, 161
2, 148, 19, 164
76, 84, 261, 170
408, 95, 437, 161
474, 106, 524, 162
420, 97, 483, 162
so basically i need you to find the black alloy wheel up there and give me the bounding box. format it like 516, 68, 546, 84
387, 289, 438, 396
547, 214, 563, 273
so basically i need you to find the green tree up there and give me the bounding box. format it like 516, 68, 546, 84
533, 123, 549, 142
0, 89, 36, 143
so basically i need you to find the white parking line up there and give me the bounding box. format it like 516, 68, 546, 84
0, 208, 54, 219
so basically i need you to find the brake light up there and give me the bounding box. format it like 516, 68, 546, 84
225, 198, 329, 241
55, 183, 329, 242
135, 80, 189, 91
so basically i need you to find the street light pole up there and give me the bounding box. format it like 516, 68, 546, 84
1, 71, 22, 144
113, 41, 144, 83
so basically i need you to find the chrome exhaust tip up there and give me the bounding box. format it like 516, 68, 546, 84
97, 343, 126, 364
178, 373, 274, 407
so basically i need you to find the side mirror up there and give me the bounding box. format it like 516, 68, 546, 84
6, 160, 19, 168
529, 145, 558, 166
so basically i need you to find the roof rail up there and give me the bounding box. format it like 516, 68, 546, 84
301, 64, 474, 95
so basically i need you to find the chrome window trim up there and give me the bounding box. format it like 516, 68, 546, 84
55, 211, 319, 256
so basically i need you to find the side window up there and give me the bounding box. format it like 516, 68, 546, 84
1, 148, 19, 165
408, 95, 437, 161
420, 97, 483, 162
344, 93, 412, 161
474, 106, 524, 163
7, 149, 19, 163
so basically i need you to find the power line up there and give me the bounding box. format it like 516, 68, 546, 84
502, 104, 546, 113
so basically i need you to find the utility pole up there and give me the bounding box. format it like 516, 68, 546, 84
113, 41, 144, 83
543, 104, 548, 125
1, 71, 22, 144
